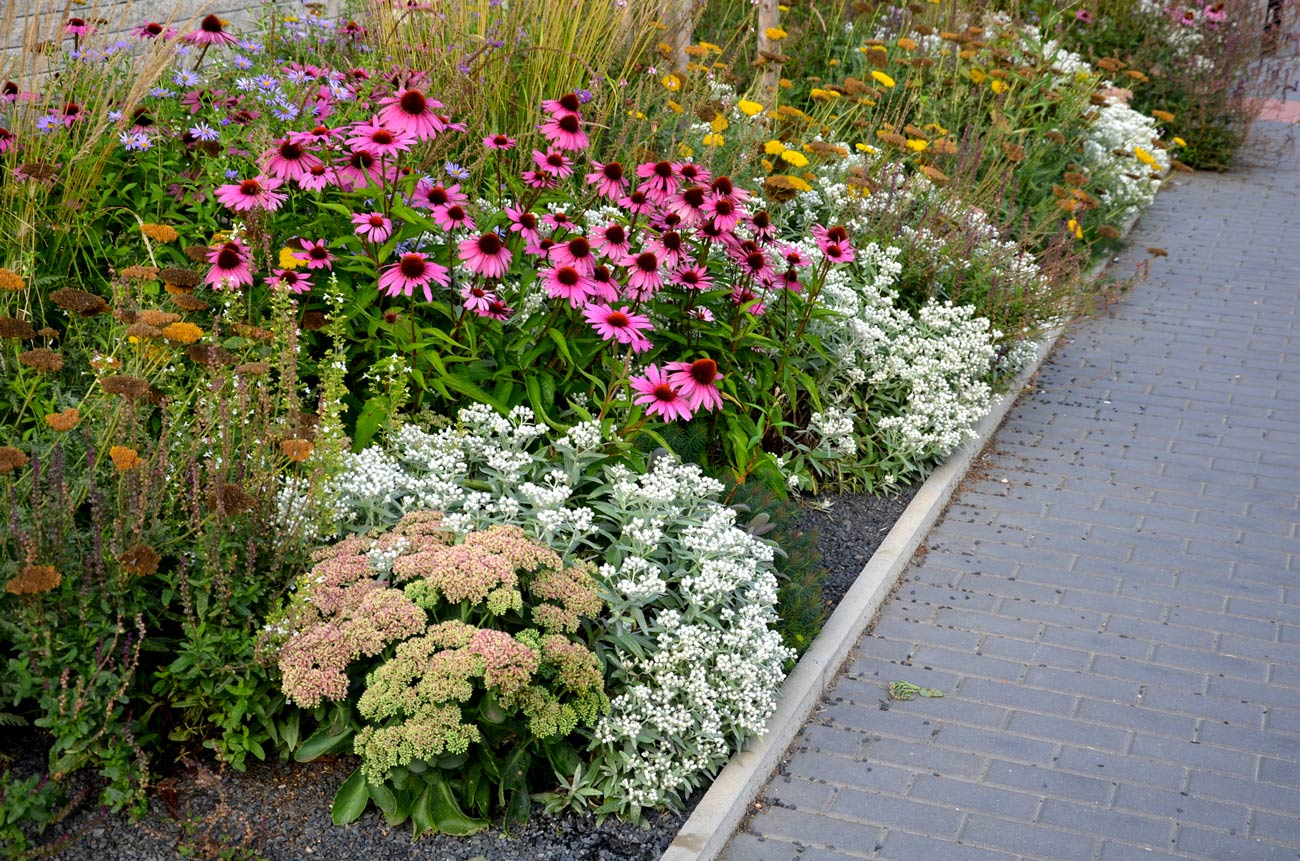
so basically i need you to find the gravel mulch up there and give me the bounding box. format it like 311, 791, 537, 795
11, 487, 917, 860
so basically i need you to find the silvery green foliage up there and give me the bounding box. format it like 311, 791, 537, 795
1082, 98, 1169, 220
308, 405, 793, 817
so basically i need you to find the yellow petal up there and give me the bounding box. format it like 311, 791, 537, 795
737, 99, 764, 116
871, 70, 896, 89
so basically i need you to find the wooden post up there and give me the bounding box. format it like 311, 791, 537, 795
755, 0, 781, 98
669, 0, 692, 74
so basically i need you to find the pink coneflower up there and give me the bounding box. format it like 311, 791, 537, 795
480, 298, 512, 320
675, 161, 711, 186
377, 88, 446, 141
267, 268, 312, 294
542, 265, 594, 307
778, 267, 803, 293
460, 283, 497, 312
522, 170, 556, 189
636, 160, 679, 202
64, 18, 94, 38
748, 210, 777, 243
507, 207, 541, 243
669, 185, 709, 225
585, 161, 629, 200
412, 180, 468, 211
1204, 3, 1226, 23
539, 113, 589, 152
346, 117, 415, 158
593, 223, 631, 258
650, 230, 687, 268
133, 21, 176, 39
735, 245, 775, 283
335, 149, 387, 189
618, 188, 655, 216
296, 163, 337, 191
379, 252, 450, 302
526, 237, 556, 260
813, 224, 855, 263
551, 236, 596, 274
583, 303, 653, 352
1074, 9, 1094, 22
731, 285, 767, 315
624, 250, 664, 300
61, 102, 84, 127
541, 93, 583, 118
667, 358, 724, 412
215, 176, 287, 212
704, 195, 742, 232
711, 175, 750, 203
290, 124, 346, 146
294, 239, 334, 270
483, 133, 516, 150
631, 365, 693, 422
542, 211, 575, 232
458, 232, 513, 278
205, 240, 253, 290
432, 204, 475, 232
352, 211, 393, 243
262, 139, 322, 182
185, 14, 237, 46
532, 149, 574, 178
689, 306, 715, 323
672, 265, 713, 291
590, 265, 620, 302
780, 244, 812, 269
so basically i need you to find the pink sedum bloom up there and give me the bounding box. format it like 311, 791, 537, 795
666, 358, 724, 412
214, 176, 286, 212
584, 304, 653, 352
458, 232, 513, 278
379, 252, 450, 302
631, 364, 693, 422
352, 211, 393, 243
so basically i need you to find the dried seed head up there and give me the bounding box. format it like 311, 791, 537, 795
120, 543, 161, 576
184, 343, 234, 366
120, 265, 160, 281
44, 408, 80, 431
230, 322, 274, 341
160, 267, 202, 288
183, 245, 210, 263
280, 439, 314, 462
301, 311, 328, 331
1097, 225, 1122, 239
0, 316, 37, 339
139, 310, 181, 327
6, 564, 61, 595
0, 267, 25, 291
99, 375, 151, 398
19, 348, 64, 372
209, 482, 254, 515
171, 294, 209, 313
0, 446, 30, 474
235, 361, 271, 376
50, 287, 109, 316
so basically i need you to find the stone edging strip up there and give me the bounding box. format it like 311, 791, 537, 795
661, 204, 1153, 861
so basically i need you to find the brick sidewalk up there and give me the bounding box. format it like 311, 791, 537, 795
723, 123, 1300, 860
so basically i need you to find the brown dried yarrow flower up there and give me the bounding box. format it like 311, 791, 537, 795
1097, 225, 1122, 240
99, 375, 151, 399
50, 287, 109, 316
139, 310, 181, 327
235, 361, 271, 376
6, 564, 61, 595
171, 294, 209, 312
109, 445, 143, 471
120, 543, 161, 576
38, 327, 58, 339
183, 245, 210, 263
0, 266, 25, 291
19, 348, 64, 372
184, 343, 234, 366
0, 316, 37, 339
120, 265, 160, 281
301, 311, 328, 331
1147, 247, 1168, 257
45, 408, 80, 431
140, 223, 179, 243
209, 482, 254, 515
230, 322, 274, 341
160, 267, 202, 288
0, 446, 30, 473
126, 322, 162, 340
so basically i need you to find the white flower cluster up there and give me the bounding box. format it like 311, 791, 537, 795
1082, 98, 1169, 220
304, 408, 792, 816
809, 406, 859, 457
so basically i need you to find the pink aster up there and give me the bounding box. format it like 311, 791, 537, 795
267, 268, 313, 294
345, 117, 415, 158
214, 176, 287, 212
432, 204, 475, 232
666, 358, 724, 412
483, 133, 516, 150
542, 265, 594, 307
377, 88, 446, 141
262, 138, 323, 182
352, 211, 393, 243
624, 250, 664, 301
205, 240, 253, 291
583, 304, 653, 352
379, 252, 450, 302
539, 112, 589, 152
531, 149, 573, 178
458, 232, 513, 278
294, 239, 334, 270
185, 13, 238, 46
630, 364, 693, 422
585, 161, 629, 200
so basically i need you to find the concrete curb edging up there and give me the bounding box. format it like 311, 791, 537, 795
661, 202, 1154, 861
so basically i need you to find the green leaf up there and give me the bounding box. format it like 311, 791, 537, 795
411, 785, 435, 840
331, 766, 370, 826
503, 786, 531, 828
543, 739, 581, 781
353, 396, 388, 451
369, 781, 408, 826
279, 711, 300, 755
427, 772, 488, 836
294, 724, 354, 762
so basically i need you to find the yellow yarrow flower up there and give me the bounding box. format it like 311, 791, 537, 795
969, 69, 987, 84
764, 139, 787, 155
702, 132, 725, 147
897, 37, 917, 50
678, 143, 695, 158
710, 114, 729, 133
761, 158, 775, 171
905, 138, 929, 152
1173, 136, 1187, 147
810, 88, 840, 101
660, 74, 683, 92
990, 79, 1008, 94
855, 143, 878, 154
780, 149, 809, 167
279, 247, 304, 269
1067, 218, 1083, 239
779, 78, 793, 89
1133, 146, 1158, 167
765, 27, 787, 40
737, 99, 764, 117
870, 70, 895, 88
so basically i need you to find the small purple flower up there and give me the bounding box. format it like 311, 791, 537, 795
224, 168, 240, 180
148, 86, 173, 99
445, 161, 470, 180
35, 114, 58, 134
238, 39, 263, 53
107, 109, 124, 122
272, 103, 300, 122
233, 54, 253, 70
190, 122, 219, 141
576, 88, 593, 104
173, 69, 201, 88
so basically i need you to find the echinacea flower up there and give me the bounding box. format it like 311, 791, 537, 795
458, 232, 513, 278
480, 298, 512, 320
262, 138, 322, 181
532, 149, 574, 178
670, 185, 709, 225
592, 223, 631, 257
346, 117, 415, 158
432, 204, 475, 232
585, 161, 629, 200
335, 149, 388, 188
460, 283, 497, 312
506, 207, 541, 243
618, 188, 655, 215
64, 17, 94, 38
412, 180, 468, 211
551, 235, 596, 274
539, 112, 589, 152
294, 239, 334, 270
296, 163, 337, 191
630, 364, 693, 421
214, 176, 286, 212
379, 252, 450, 301
671, 265, 712, 291
636, 160, 679, 202
583, 303, 653, 352
541, 92, 583, 118
186, 14, 238, 47
483, 133, 516, 150
812, 224, 855, 263
666, 357, 724, 412
590, 264, 620, 302
352, 211, 393, 243
624, 250, 664, 300
134, 21, 176, 39
205, 240, 253, 290
377, 88, 446, 140
542, 265, 594, 307
650, 230, 687, 268
267, 268, 312, 294
704, 195, 742, 232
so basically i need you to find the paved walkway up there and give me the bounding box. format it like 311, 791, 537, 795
723, 121, 1300, 857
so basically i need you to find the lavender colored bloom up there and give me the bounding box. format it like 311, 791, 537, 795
576, 88, 593, 104
107, 109, 123, 122
35, 114, 57, 134
253, 74, 280, 93
237, 39, 263, 53
173, 69, 201, 88
444, 161, 470, 180
224, 168, 240, 180
272, 102, 300, 122
148, 87, 173, 99
232, 54, 253, 69
189, 122, 219, 141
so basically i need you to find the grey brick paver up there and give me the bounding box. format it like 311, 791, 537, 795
723, 112, 1300, 860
